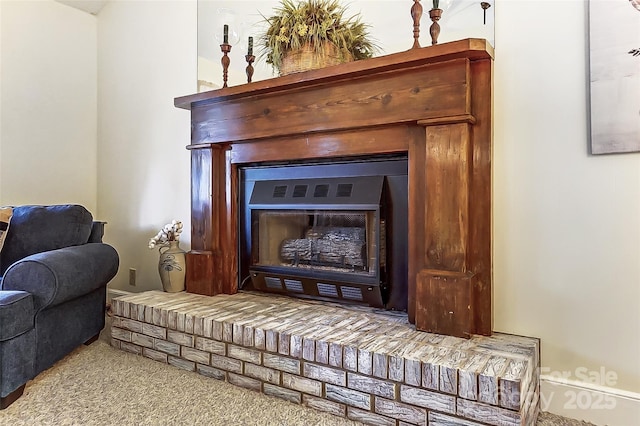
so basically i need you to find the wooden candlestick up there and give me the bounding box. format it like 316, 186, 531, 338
428, 8, 442, 45
245, 55, 255, 83
411, 0, 423, 49
220, 43, 232, 88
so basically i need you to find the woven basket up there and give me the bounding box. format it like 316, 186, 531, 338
280, 41, 353, 76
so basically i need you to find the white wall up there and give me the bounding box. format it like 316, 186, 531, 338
194, 1, 640, 423
97, 0, 196, 293
72, 0, 640, 422
1, 0, 638, 423
0, 0, 97, 211
493, 0, 640, 423
196, 0, 494, 89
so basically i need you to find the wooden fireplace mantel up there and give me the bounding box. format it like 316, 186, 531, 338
175, 38, 494, 337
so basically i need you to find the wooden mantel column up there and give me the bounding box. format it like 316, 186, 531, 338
410, 116, 478, 337
410, 55, 493, 337
186, 143, 237, 296
175, 38, 494, 338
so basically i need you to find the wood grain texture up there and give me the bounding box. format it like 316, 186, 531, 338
415, 269, 475, 338
190, 60, 469, 145
407, 128, 427, 324
176, 39, 493, 337
187, 145, 237, 296
230, 126, 412, 164
176, 38, 493, 110
468, 59, 493, 335
189, 148, 213, 251
422, 122, 472, 271
185, 251, 214, 295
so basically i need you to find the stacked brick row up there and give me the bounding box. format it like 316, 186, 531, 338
110, 291, 539, 426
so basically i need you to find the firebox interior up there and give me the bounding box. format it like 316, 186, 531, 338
239, 157, 408, 311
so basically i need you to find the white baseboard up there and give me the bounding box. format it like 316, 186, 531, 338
540, 375, 640, 425
107, 288, 133, 301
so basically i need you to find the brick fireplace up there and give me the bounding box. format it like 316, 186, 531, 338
108, 38, 542, 426
111, 291, 540, 425
175, 38, 494, 338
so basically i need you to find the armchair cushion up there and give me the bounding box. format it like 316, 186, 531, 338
0, 205, 93, 275
0, 291, 34, 341
1, 244, 119, 312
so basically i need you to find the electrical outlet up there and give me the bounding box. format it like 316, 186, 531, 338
129, 268, 136, 286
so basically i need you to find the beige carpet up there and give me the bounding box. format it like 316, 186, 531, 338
0, 324, 593, 426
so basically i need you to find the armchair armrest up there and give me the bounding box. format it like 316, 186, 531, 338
1, 243, 119, 312
0, 291, 34, 341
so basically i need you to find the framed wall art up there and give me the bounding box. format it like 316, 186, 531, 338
588, 0, 640, 154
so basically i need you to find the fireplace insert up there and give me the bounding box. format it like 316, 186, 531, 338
239, 157, 408, 311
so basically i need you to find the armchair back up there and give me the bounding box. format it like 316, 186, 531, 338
0, 205, 93, 275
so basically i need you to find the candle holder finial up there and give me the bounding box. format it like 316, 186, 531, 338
428, 7, 442, 45
411, 0, 423, 49
245, 55, 255, 83
220, 42, 232, 88
246, 36, 255, 83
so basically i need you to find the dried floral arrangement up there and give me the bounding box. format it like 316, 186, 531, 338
148, 220, 183, 249
259, 0, 378, 74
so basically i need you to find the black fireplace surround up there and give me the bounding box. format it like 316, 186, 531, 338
239, 156, 408, 311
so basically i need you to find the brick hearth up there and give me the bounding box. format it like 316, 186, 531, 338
110, 291, 539, 426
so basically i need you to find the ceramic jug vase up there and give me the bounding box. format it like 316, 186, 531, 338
158, 240, 186, 292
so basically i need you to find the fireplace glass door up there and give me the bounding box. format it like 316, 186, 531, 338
240, 158, 408, 311
252, 209, 381, 278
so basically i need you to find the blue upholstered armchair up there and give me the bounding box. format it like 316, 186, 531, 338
0, 204, 119, 408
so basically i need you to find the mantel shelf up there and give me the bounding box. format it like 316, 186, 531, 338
175, 38, 494, 111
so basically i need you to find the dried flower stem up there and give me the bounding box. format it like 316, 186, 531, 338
149, 220, 183, 249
